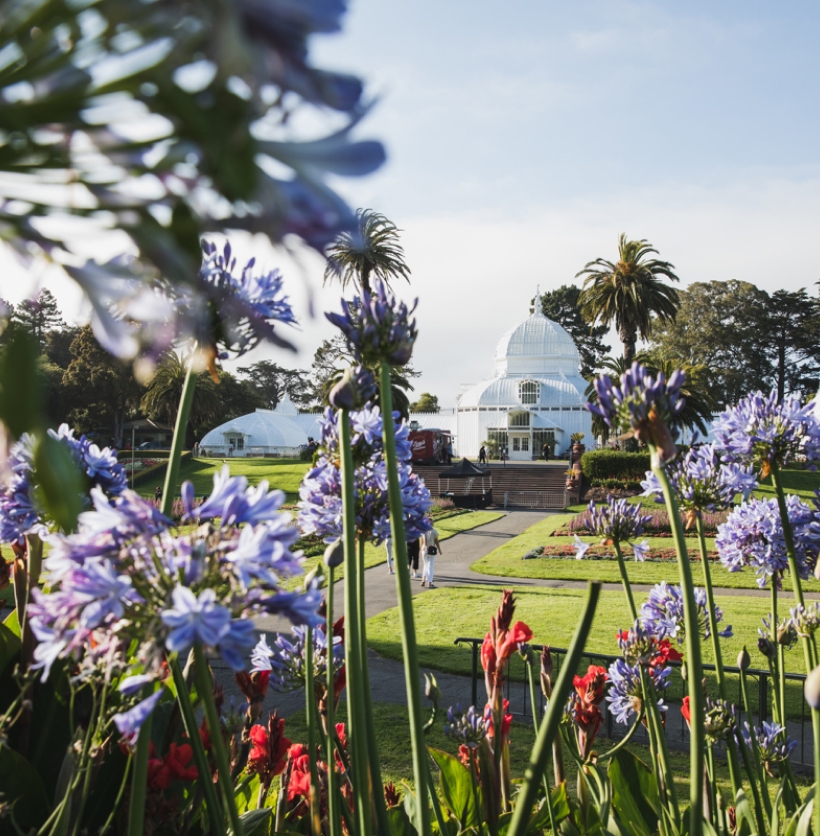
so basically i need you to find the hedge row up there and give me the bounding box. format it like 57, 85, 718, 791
130, 451, 192, 488
117, 450, 170, 460
580, 449, 651, 480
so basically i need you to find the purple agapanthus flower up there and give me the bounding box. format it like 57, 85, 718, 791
187, 241, 298, 360
740, 720, 797, 776
606, 658, 671, 724
574, 496, 651, 560
195, 467, 287, 525
250, 626, 344, 692
326, 280, 418, 367
113, 689, 164, 737
640, 581, 732, 645
716, 495, 820, 589
587, 362, 686, 462
444, 704, 488, 748
641, 443, 757, 514
789, 602, 820, 637
297, 405, 430, 544
713, 390, 820, 476
0, 426, 126, 544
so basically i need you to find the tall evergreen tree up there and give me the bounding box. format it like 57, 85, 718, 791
14, 289, 64, 349
577, 234, 680, 365
533, 285, 610, 378
237, 360, 313, 409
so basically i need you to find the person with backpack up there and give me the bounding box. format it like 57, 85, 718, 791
420, 521, 442, 589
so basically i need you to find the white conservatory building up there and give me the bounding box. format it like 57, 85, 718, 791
410, 304, 592, 461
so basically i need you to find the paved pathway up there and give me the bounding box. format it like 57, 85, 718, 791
213, 509, 818, 740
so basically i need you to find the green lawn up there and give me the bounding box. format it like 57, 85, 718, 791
135, 457, 311, 502
284, 510, 503, 590
367, 584, 810, 718
471, 514, 820, 592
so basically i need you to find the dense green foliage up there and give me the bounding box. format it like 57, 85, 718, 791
580, 449, 652, 480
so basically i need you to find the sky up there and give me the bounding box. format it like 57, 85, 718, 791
5, 0, 820, 407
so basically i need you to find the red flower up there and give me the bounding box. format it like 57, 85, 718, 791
681, 696, 691, 727
384, 781, 401, 808
236, 670, 271, 720
248, 712, 291, 780
481, 632, 496, 675
497, 621, 534, 661
573, 665, 608, 707
286, 744, 312, 801
652, 639, 682, 668
146, 743, 197, 790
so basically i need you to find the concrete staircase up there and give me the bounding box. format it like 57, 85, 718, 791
413, 462, 568, 509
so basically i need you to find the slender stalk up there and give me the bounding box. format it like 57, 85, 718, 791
305, 626, 322, 836
525, 659, 551, 802
424, 757, 449, 835
469, 755, 485, 836
357, 539, 390, 835
814, 706, 820, 836
739, 661, 772, 823
651, 457, 704, 834
98, 756, 132, 836
695, 515, 743, 799
325, 567, 342, 836
612, 541, 638, 621
339, 408, 371, 836
508, 582, 601, 836
770, 585, 782, 725
379, 360, 431, 836
193, 645, 244, 836
127, 702, 152, 836
168, 655, 222, 833
161, 345, 198, 517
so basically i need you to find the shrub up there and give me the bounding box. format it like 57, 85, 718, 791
580, 449, 651, 480
590, 477, 643, 490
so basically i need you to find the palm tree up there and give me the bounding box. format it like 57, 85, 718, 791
324, 209, 411, 295
140, 353, 222, 440
577, 234, 681, 365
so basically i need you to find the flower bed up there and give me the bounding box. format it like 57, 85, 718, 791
556, 506, 729, 538
523, 543, 720, 562
122, 458, 164, 472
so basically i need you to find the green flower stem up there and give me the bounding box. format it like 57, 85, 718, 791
814, 706, 820, 836
169, 655, 223, 834
127, 697, 152, 836
425, 757, 449, 834
325, 566, 342, 836
738, 663, 772, 822
305, 626, 322, 836
339, 408, 371, 836
357, 538, 391, 836
379, 360, 431, 836
695, 515, 743, 799
161, 345, 198, 517
508, 582, 601, 836
525, 658, 551, 802
651, 456, 704, 834
611, 540, 638, 621
469, 756, 485, 836
193, 644, 244, 836
770, 585, 783, 725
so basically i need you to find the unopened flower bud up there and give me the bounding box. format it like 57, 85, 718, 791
305, 562, 325, 591
324, 538, 344, 568
737, 647, 751, 671
777, 622, 797, 647
328, 370, 357, 410
424, 673, 442, 707
805, 665, 820, 710
758, 636, 776, 659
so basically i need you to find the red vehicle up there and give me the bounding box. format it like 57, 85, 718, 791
409, 429, 453, 465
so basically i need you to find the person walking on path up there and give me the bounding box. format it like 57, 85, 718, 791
407, 536, 421, 579
385, 537, 394, 575
478, 445, 487, 465
420, 523, 442, 588
542, 442, 550, 462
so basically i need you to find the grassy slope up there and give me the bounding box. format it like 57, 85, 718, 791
135, 457, 311, 501
470, 513, 820, 591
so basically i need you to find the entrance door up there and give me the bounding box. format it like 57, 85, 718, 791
509, 433, 530, 461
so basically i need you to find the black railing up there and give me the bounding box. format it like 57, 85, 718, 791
453, 636, 813, 766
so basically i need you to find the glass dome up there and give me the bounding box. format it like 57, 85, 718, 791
200, 409, 307, 451
493, 312, 580, 376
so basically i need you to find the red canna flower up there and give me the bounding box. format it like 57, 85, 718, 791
248, 711, 291, 781
384, 781, 401, 808
573, 665, 608, 707
681, 695, 691, 727
235, 670, 271, 720
146, 743, 197, 790
497, 621, 534, 662
286, 744, 312, 801
481, 632, 496, 675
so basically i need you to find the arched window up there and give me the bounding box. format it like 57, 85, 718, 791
519, 380, 539, 405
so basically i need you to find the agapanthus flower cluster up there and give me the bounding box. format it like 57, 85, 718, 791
757, 613, 797, 659
181, 241, 297, 375
716, 495, 820, 589
326, 280, 418, 367
640, 443, 757, 520
250, 628, 344, 693
617, 622, 682, 670
574, 496, 651, 561
297, 405, 431, 543
444, 704, 488, 748
640, 581, 732, 646
712, 389, 820, 478
0, 424, 126, 544
26, 468, 320, 737
606, 656, 672, 725
587, 362, 686, 462
789, 602, 820, 638
681, 696, 737, 744
740, 721, 797, 777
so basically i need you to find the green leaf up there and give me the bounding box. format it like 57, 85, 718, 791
0, 326, 42, 438
0, 742, 51, 830
235, 774, 262, 814
386, 804, 414, 836
608, 749, 660, 836
733, 787, 758, 836
3, 607, 21, 637
33, 431, 84, 534
525, 784, 571, 835
231, 807, 271, 836
429, 747, 478, 828
0, 619, 21, 676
